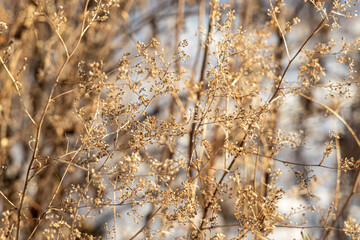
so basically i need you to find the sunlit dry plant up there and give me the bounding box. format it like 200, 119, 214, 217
1, 0, 360, 239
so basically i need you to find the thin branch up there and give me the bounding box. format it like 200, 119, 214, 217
197, 132, 248, 234
0, 56, 36, 125
188, 0, 213, 176
268, 16, 329, 103
0, 190, 17, 209
15, 1, 96, 239
247, 151, 338, 170
333, 118, 342, 210
322, 170, 360, 239
129, 206, 162, 240
51, 88, 79, 101
299, 93, 360, 148
269, 0, 291, 60
202, 223, 344, 232
42, 12, 70, 58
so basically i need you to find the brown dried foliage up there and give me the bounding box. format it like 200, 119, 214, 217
1, 0, 360, 239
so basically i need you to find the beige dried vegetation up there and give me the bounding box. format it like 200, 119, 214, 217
0, 0, 360, 239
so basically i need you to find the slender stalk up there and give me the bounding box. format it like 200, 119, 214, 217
15, 1, 96, 238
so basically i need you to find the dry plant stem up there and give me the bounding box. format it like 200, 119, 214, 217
261, 25, 285, 199
158, 0, 184, 181
0, 92, 11, 166
0, 190, 17, 209
297, 95, 360, 239
0, 56, 36, 125
113, 178, 118, 239
129, 206, 162, 240
248, 152, 338, 170
299, 93, 360, 148
186, 0, 205, 93
1, 1, 358, 239
269, 0, 290, 60
51, 88, 79, 101
176, 0, 185, 43
199, 0, 205, 27
334, 121, 342, 210
262, 106, 280, 198
42, 11, 69, 58
26, 166, 70, 240
15, 1, 96, 239
189, 96, 216, 179
268, 16, 328, 103
69, 184, 86, 239
26, 147, 82, 239
30, 150, 89, 172
171, 0, 185, 113
197, 134, 248, 234
253, 131, 262, 191
232, 223, 360, 239
188, 7, 213, 175
202, 223, 342, 231
323, 170, 360, 240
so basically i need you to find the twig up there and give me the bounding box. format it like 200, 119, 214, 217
247, 151, 338, 170
42, 12, 70, 58
299, 93, 360, 148
15, 1, 97, 239
188, 0, 213, 176
333, 117, 342, 210
0, 56, 36, 125
268, 16, 329, 103
322, 170, 360, 240
0, 190, 17, 209
297, 94, 360, 240
51, 88, 79, 101
129, 206, 162, 240
269, 0, 291, 61
196, 132, 248, 236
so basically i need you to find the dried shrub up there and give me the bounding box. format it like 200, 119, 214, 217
1, 0, 360, 239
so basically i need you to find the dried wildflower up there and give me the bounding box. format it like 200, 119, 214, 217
344, 217, 360, 239
0, 22, 7, 34
2, 0, 360, 239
